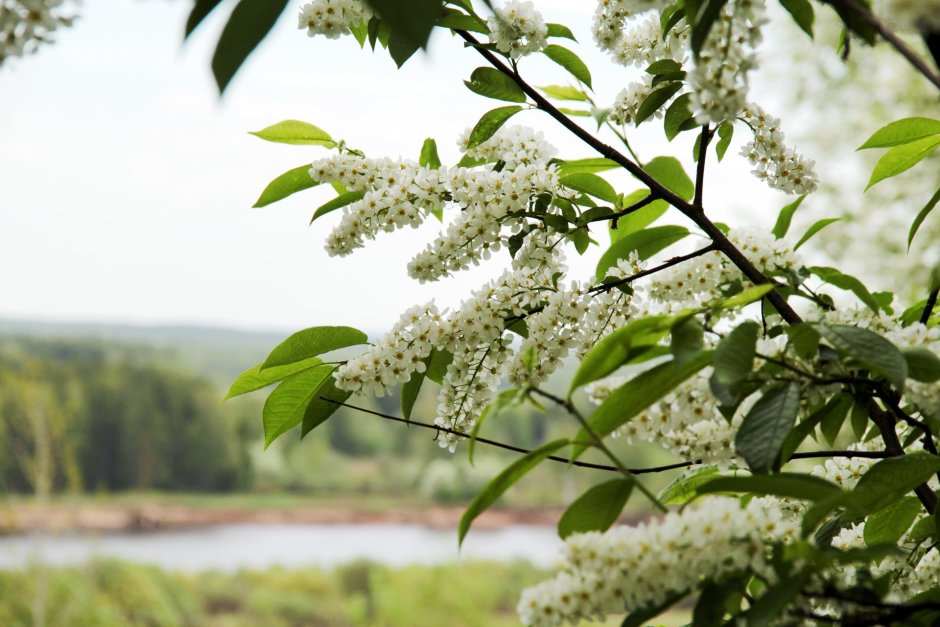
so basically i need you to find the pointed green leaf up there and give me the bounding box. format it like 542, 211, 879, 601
697, 473, 842, 501
809, 266, 880, 312
537, 85, 588, 101
904, 347, 940, 383
794, 217, 842, 250
771, 194, 807, 239
225, 357, 326, 400
253, 165, 321, 208
635, 82, 683, 125
657, 466, 721, 504
301, 370, 352, 436
262, 326, 368, 370
556, 157, 619, 176
610, 191, 667, 242
715, 121, 734, 160
249, 119, 335, 146
908, 187, 940, 250
569, 316, 670, 393
643, 156, 694, 200
858, 117, 940, 150
459, 439, 569, 545
401, 361, 428, 421
263, 366, 334, 447
464, 66, 527, 102
720, 285, 775, 310
419, 138, 442, 169
735, 382, 802, 474
779, 0, 815, 37
545, 23, 576, 41
211, 0, 289, 94
542, 44, 592, 89
466, 105, 523, 148
865, 135, 940, 190
864, 497, 921, 546
559, 172, 618, 204
186, 0, 224, 38
847, 453, 940, 516
596, 225, 690, 280
558, 478, 633, 539
815, 324, 908, 391
712, 321, 758, 385
664, 93, 694, 141
311, 191, 366, 223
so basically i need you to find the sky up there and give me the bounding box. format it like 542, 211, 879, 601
0, 0, 793, 334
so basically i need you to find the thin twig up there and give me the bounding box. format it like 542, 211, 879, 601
587, 244, 717, 293
921, 287, 939, 324
694, 125, 711, 208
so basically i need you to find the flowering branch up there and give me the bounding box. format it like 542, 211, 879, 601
922, 287, 939, 324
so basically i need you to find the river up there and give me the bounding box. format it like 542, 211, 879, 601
0, 523, 564, 571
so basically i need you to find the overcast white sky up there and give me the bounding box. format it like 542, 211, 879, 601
0, 1, 796, 333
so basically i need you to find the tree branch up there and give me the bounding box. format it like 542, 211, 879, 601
587, 244, 717, 294
921, 287, 939, 324
694, 125, 711, 208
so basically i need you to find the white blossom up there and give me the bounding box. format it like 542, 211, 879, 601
487, 0, 547, 60
0, 0, 76, 65
298, 0, 370, 39
740, 104, 818, 195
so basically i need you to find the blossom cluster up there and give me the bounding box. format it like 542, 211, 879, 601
487, 0, 547, 60
0, 0, 75, 65
688, 0, 767, 124
298, 0, 370, 40
608, 75, 658, 126
740, 104, 819, 195
458, 125, 557, 170
517, 497, 795, 626
592, 2, 685, 69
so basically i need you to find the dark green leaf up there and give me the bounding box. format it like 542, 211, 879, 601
253, 165, 321, 208
771, 194, 807, 239
263, 366, 334, 447
779, 0, 815, 37
542, 44, 592, 88
735, 383, 802, 474
425, 348, 453, 384
819, 393, 853, 445
466, 105, 523, 148
569, 316, 670, 393
212, 0, 290, 94
864, 497, 921, 545
401, 360, 429, 421
575, 352, 713, 456
715, 121, 734, 160
865, 135, 940, 190
847, 453, 940, 516
437, 11, 488, 33
186, 0, 224, 38
560, 172, 618, 204
262, 326, 368, 370
459, 439, 569, 545
226, 357, 326, 400
904, 347, 940, 382
558, 478, 633, 538
858, 117, 940, 150
596, 225, 690, 280
664, 93, 694, 141
301, 370, 352, 436
712, 321, 758, 385
620, 590, 688, 627
419, 138, 442, 169
657, 466, 721, 504
647, 59, 683, 75
697, 473, 842, 502
249, 119, 335, 146
311, 191, 366, 223
794, 217, 842, 250
635, 82, 683, 125
815, 324, 908, 390
670, 317, 704, 367
744, 572, 809, 627
690, 0, 730, 57
464, 66, 527, 102
908, 187, 940, 250
810, 266, 880, 313
786, 324, 820, 360
693, 578, 744, 627
365, 0, 443, 66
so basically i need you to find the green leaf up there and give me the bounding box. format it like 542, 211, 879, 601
819, 393, 853, 445
211, 0, 289, 94
464, 67, 526, 102
545, 23, 577, 41
697, 473, 842, 502
719, 285, 775, 310
419, 138, 442, 169
635, 82, 683, 125
537, 84, 588, 101
904, 347, 940, 383
793, 217, 842, 250
249, 120, 335, 147
643, 156, 694, 200
466, 105, 523, 148
715, 121, 734, 160
847, 453, 940, 516
311, 191, 367, 223
621, 590, 688, 627
712, 321, 758, 385
809, 266, 880, 312
186, 0, 224, 39
786, 324, 820, 360
690, 0, 730, 57
559, 172, 618, 204
261, 326, 368, 370
263, 366, 334, 447
459, 439, 569, 545
646, 59, 683, 75
401, 361, 428, 421
865, 135, 940, 191
735, 383, 802, 474
596, 225, 690, 280
864, 497, 921, 546
253, 166, 321, 208
815, 324, 908, 391
670, 317, 704, 367
858, 117, 940, 150
225, 357, 326, 400
425, 349, 453, 385
557, 107, 591, 117
556, 157, 619, 176
771, 194, 807, 239
542, 44, 592, 89
744, 572, 810, 627
436, 11, 488, 33
908, 187, 940, 250
575, 352, 713, 455
569, 316, 670, 393
693, 578, 744, 627
557, 478, 633, 539
664, 93, 694, 141
301, 370, 352, 436
610, 191, 667, 241
658, 466, 721, 504
779, 0, 815, 37
365, 0, 443, 66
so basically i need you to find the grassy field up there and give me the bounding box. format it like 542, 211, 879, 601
0, 559, 690, 626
